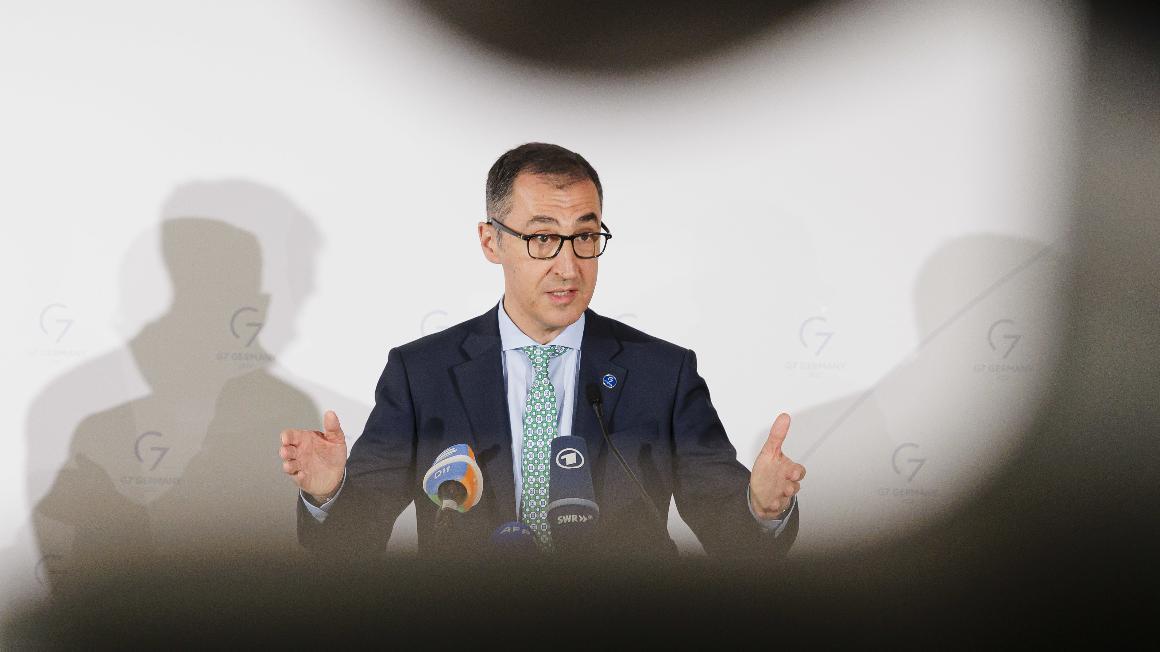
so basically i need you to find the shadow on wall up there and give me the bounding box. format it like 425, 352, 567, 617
783, 233, 1068, 554
22, 181, 370, 591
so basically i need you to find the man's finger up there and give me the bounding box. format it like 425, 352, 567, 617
761, 412, 792, 458
282, 428, 314, 446
761, 499, 784, 518
783, 462, 806, 482
323, 410, 344, 440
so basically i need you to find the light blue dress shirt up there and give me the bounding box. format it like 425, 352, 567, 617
304, 296, 795, 537
495, 295, 584, 515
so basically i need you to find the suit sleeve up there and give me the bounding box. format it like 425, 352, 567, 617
670, 348, 797, 559
297, 347, 418, 558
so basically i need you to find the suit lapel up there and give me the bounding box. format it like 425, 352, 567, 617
451, 305, 517, 523
573, 309, 626, 465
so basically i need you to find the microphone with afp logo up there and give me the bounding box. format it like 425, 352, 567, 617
489, 521, 537, 557
422, 444, 483, 535
547, 435, 600, 553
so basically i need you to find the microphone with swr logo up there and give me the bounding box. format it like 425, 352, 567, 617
547, 436, 600, 553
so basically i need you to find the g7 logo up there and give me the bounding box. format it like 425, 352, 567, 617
421, 310, 448, 336
891, 443, 926, 482
134, 431, 170, 471
799, 316, 834, 356
39, 303, 74, 343
230, 307, 264, 347
987, 319, 1022, 359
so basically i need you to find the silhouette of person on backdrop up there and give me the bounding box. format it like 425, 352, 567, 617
25, 182, 368, 590
784, 233, 1065, 553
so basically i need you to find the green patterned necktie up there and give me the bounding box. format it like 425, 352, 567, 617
519, 343, 569, 551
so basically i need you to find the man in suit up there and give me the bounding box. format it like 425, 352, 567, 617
279, 143, 805, 559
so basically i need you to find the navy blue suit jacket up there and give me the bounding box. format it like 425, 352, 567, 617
298, 304, 797, 559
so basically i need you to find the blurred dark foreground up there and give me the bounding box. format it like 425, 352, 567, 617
3, 532, 1153, 647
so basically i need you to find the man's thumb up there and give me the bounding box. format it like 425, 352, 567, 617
323, 410, 344, 438
762, 412, 791, 457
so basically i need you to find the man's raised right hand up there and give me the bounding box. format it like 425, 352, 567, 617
280, 410, 348, 503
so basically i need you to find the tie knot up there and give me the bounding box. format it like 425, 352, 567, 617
520, 344, 568, 370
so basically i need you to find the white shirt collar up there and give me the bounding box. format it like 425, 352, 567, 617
497, 295, 585, 352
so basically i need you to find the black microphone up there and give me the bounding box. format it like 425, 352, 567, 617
585, 383, 675, 552
547, 436, 599, 553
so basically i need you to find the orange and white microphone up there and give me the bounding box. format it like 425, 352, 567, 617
423, 444, 483, 527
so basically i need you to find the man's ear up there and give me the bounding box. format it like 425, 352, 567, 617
478, 222, 502, 264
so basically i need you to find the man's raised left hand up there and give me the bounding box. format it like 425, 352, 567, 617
749, 412, 806, 519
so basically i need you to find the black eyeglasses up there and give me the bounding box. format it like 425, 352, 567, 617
487, 216, 612, 260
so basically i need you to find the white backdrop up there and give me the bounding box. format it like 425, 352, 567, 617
0, 0, 1080, 605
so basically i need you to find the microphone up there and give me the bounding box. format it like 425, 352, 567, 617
489, 521, 537, 557
585, 383, 675, 552
422, 444, 483, 531
547, 436, 599, 553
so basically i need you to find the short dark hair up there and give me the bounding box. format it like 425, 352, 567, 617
485, 143, 603, 226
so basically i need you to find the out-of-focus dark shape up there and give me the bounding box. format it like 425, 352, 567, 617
409, 0, 817, 72
3, 2, 1158, 644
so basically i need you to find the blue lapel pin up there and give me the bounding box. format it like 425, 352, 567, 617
602, 373, 617, 389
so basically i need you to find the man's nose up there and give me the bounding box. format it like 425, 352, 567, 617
552, 241, 579, 278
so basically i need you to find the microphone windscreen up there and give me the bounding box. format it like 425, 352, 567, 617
489, 521, 537, 556
422, 443, 483, 512
547, 436, 599, 550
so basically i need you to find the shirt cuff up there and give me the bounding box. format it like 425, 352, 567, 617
747, 486, 796, 537
300, 469, 347, 523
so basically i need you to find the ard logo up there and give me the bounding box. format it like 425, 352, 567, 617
555, 447, 584, 469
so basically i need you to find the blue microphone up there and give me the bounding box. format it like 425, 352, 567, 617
489, 521, 537, 557
547, 436, 599, 552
